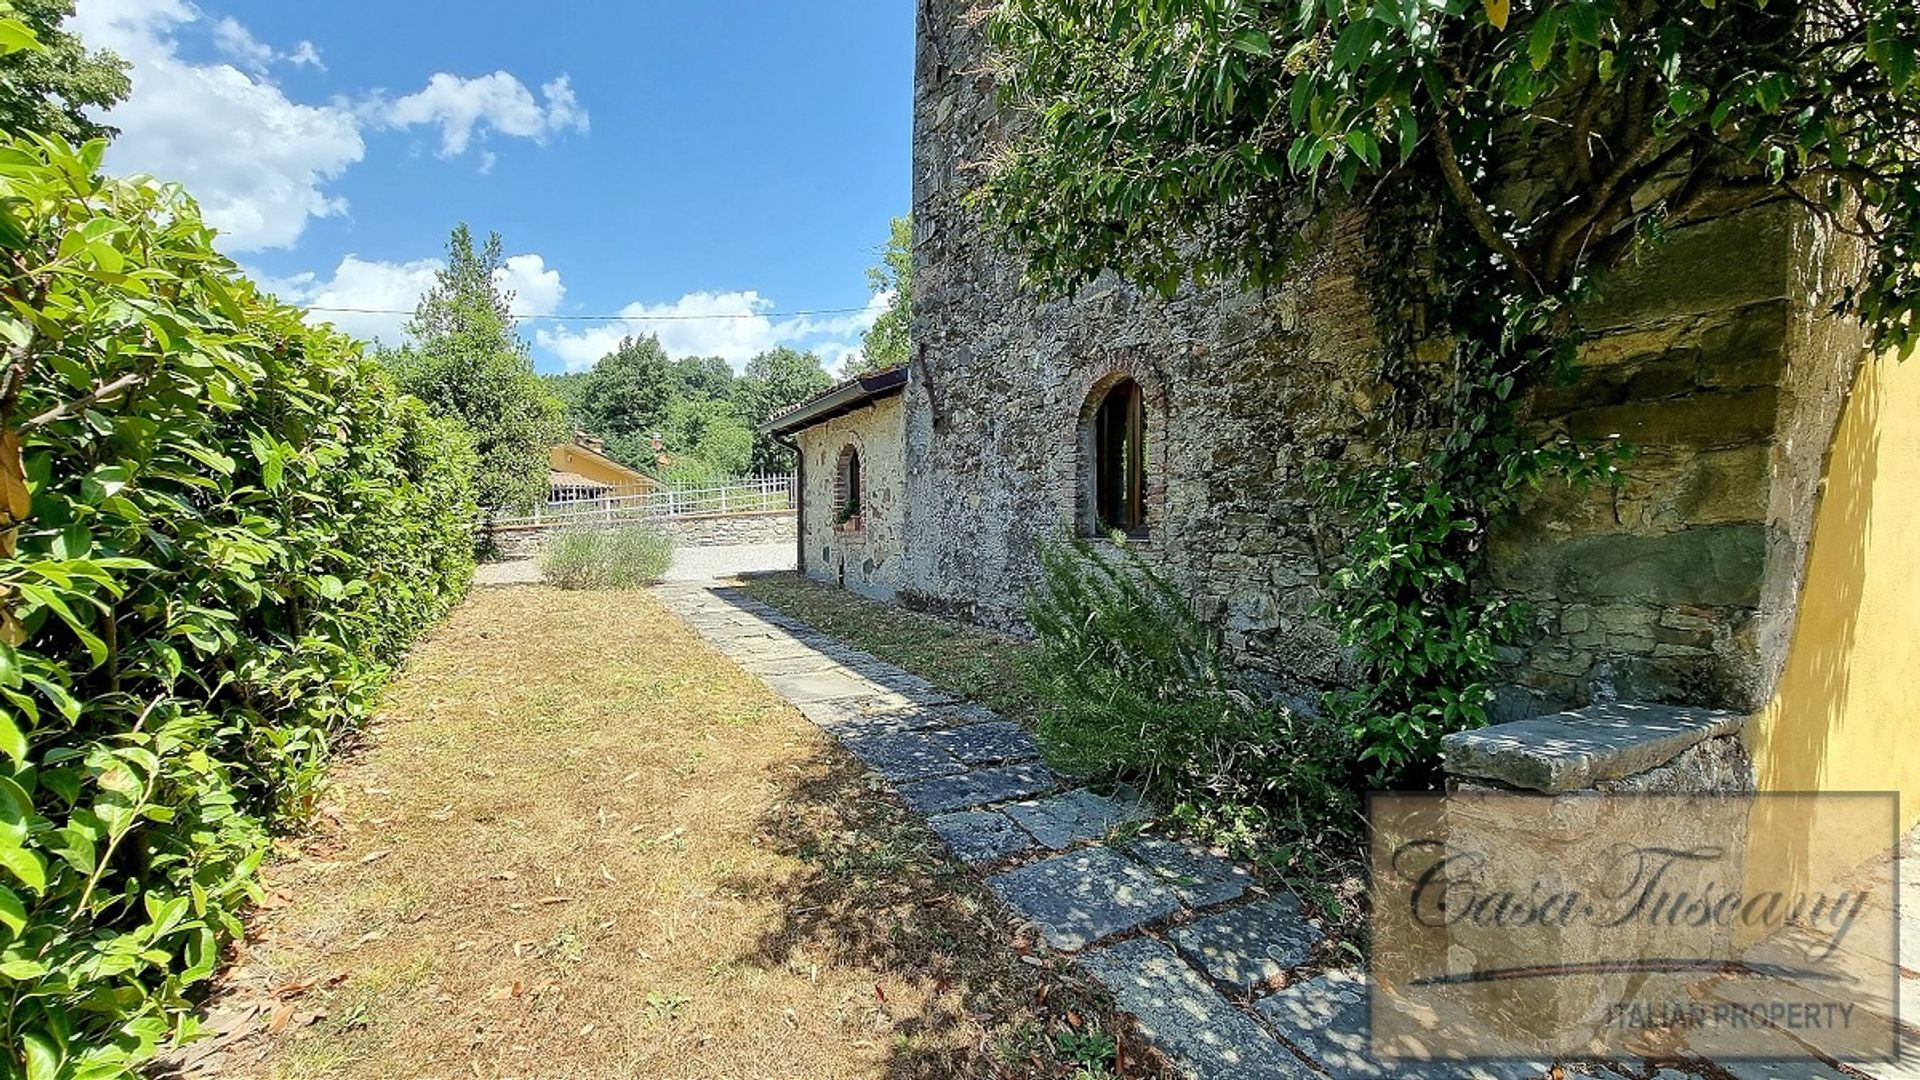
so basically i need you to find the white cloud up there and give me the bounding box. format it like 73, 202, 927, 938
262, 251, 567, 345
535, 288, 890, 374
259, 255, 439, 343
372, 72, 590, 157
496, 254, 565, 317
288, 41, 324, 70
71, 0, 363, 251
68, 1, 587, 252
211, 17, 272, 73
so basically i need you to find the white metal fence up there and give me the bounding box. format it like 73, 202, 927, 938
489, 474, 795, 530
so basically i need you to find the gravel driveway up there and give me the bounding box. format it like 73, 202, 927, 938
660, 541, 795, 581
475, 541, 796, 587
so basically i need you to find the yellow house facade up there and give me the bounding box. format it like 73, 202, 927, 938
547, 435, 659, 499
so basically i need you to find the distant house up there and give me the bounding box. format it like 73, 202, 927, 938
547, 434, 659, 503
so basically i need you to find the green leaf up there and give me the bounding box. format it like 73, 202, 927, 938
1231, 29, 1271, 57
1564, 3, 1602, 47
0, 885, 22, 937
0, 709, 25, 763
0, 18, 43, 56
0, 840, 46, 894
1528, 9, 1560, 70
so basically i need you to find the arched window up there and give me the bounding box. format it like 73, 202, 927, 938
834, 445, 863, 527
1093, 378, 1146, 535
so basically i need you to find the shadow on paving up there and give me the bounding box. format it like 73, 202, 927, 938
717, 714, 1175, 1080
682, 583, 1174, 1080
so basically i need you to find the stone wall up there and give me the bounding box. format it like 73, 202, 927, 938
908, 0, 1384, 706
796, 395, 907, 601
485, 510, 796, 561
1484, 205, 1812, 719
664, 510, 796, 547
906, 0, 1858, 718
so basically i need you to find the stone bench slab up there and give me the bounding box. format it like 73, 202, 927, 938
1440, 701, 1744, 793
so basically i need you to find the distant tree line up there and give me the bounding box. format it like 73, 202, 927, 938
543, 340, 834, 485
384, 213, 914, 506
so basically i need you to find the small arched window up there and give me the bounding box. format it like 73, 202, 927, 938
834, 445, 863, 527
1093, 378, 1147, 535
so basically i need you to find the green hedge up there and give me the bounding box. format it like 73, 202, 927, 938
0, 135, 477, 1076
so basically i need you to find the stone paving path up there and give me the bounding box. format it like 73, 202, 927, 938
655, 581, 1896, 1080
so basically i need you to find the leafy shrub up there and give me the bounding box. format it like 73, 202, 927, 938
1024, 537, 1360, 873
539, 525, 675, 589
0, 134, 477, 1076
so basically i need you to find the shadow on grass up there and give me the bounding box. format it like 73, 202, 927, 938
725, 746, 1167, 1079
689, 582, 1168, 1079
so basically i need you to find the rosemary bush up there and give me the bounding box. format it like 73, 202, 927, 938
539, 524, 676, 590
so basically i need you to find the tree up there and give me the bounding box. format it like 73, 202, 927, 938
670, 355, 735, 402
736, 347, 832, 473
542, 370, 590, 417
385, 225, 562, 513
981, 0, 1920, 777
984, 0, 1920, 336
659, 396, 754, 483
0, 0, 130, 142
852, 215, 912, 374
571, 335, 675, 469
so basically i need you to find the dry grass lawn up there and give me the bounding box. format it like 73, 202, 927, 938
182, 584, 1156, 1080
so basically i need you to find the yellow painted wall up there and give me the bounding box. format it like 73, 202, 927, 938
1747, 349, 1920, 872
548, 444, 658, 492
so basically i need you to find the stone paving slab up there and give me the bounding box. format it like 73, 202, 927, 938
1123, 837, 1254, 909
1253, 971, 1551, 1079
899, 761, 1058, 815
758, 669, 880, 704
928, 810, 1036, 864
986, 846, 1183, 950
796, 697, 959, 734
1168, 895, 1320, 992
735, 653, 849, 677
1079, 937, 1315, 1078
726, 640, 833, 664
840, 731, 968, 782
933, 721, 1040, 764
1002, 789, 1150, 850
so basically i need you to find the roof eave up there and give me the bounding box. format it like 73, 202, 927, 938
759, 366, 907, 437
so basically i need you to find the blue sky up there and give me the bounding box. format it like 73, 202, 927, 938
68, 1, 916, 374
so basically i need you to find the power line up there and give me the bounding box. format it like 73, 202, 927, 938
301, 304, 876, 322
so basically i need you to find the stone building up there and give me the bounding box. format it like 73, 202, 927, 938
778, 0, 1920, 837
765, 366, 909, 601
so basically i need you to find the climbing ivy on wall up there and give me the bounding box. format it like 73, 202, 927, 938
978, 0, 1920, 778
